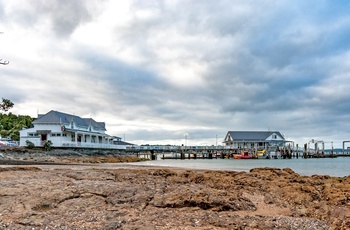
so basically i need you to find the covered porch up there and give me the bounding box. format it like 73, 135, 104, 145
60, 129, 117, 148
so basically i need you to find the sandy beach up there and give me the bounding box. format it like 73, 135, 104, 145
0, 148, 349, 229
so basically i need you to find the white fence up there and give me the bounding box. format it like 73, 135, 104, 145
61, 142, 126, 149
20, 137, 127, 149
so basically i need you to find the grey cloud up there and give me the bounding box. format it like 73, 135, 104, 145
40, 0, 94, 38
103, 0, 350, 141
77, 53, 165, 99
3, 0, 350, 147
2, 0, 95, 38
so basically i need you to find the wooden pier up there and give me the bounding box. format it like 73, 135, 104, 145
132, 146, 347, 160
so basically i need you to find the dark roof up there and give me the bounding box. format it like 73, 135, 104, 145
226, 131, 285, 141
114, 140, 134, 145
33, 110, 106, 131
82, 118, 106, 131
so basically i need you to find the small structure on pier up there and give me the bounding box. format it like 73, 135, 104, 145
223, 131, 287, 150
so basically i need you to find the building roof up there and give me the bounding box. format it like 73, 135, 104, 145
225, 131, 285, 142
33, 110, 106, 131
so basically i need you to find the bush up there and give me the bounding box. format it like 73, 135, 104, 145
43, 140, 52, 151
25, 140, 35, 149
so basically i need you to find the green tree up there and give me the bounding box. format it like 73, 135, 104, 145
0, 98, 14, 112
0, 113, 34, 141
0, 98, 34, 141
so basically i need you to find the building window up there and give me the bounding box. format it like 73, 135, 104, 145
51, 133, 56, 137
273, 134, 277, 139
62, 133, 67, 137
57, 133, 61, 137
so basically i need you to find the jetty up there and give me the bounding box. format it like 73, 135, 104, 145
125, 144, 347, 160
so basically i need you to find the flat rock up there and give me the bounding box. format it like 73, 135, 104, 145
0, 165, 349, 229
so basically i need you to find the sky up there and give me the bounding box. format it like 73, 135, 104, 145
1, 0, 350, 148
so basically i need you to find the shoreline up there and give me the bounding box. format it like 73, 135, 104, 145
1, 146, 350, 177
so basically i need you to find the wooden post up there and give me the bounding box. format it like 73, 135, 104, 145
150, 150, 156, 160
288, 144, 291, 159
296, 144, 299, 158
322, 142, 325, 156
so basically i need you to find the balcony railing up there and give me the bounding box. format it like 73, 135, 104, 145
61, 142, 126, 149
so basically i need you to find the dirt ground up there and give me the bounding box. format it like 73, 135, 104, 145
0, 147, 349, 229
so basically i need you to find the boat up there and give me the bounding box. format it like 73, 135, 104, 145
241, 151, 252, 159
253, 149, 267, 159
233, 151, 252, 159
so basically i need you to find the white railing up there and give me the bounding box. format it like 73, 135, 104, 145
125, 145, 231, 151
61, 142, 126, 149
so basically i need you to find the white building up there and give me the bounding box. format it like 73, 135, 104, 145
223, 131, 288, 149
20, 110, 126, 149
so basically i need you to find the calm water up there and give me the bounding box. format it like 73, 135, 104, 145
128, 157, 350, 177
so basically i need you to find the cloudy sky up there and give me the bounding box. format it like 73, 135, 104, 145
1, 0, 350, 148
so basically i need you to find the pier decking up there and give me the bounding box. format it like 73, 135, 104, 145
130, 146, 347, 160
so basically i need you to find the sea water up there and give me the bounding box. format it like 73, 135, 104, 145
127, 157, 350, 177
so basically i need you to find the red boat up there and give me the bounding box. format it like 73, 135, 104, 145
233, 151, 252, 159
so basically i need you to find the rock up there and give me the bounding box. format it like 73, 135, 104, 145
0, 163, 348, 229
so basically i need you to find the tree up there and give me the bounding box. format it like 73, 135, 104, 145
0, 59, 9, 65
0, 113, 34, 141
0, 99, 33, 141
0, 98, 14, 112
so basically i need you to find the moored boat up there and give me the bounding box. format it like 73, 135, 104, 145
233, 151, 252, 159
253, 149, 267, 159
240, 151, 252, 159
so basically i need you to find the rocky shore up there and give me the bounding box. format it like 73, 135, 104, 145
0, 147, 349, 229
0, 147, 148, 164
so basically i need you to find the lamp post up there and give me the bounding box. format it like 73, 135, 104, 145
184, 133, 188, 150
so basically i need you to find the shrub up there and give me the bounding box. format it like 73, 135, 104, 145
25, 140, 35, 149
43, 140, 52, 151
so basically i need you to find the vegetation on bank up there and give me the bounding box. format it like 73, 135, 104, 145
0, 112, 34, 141
0, 98, 34, 141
